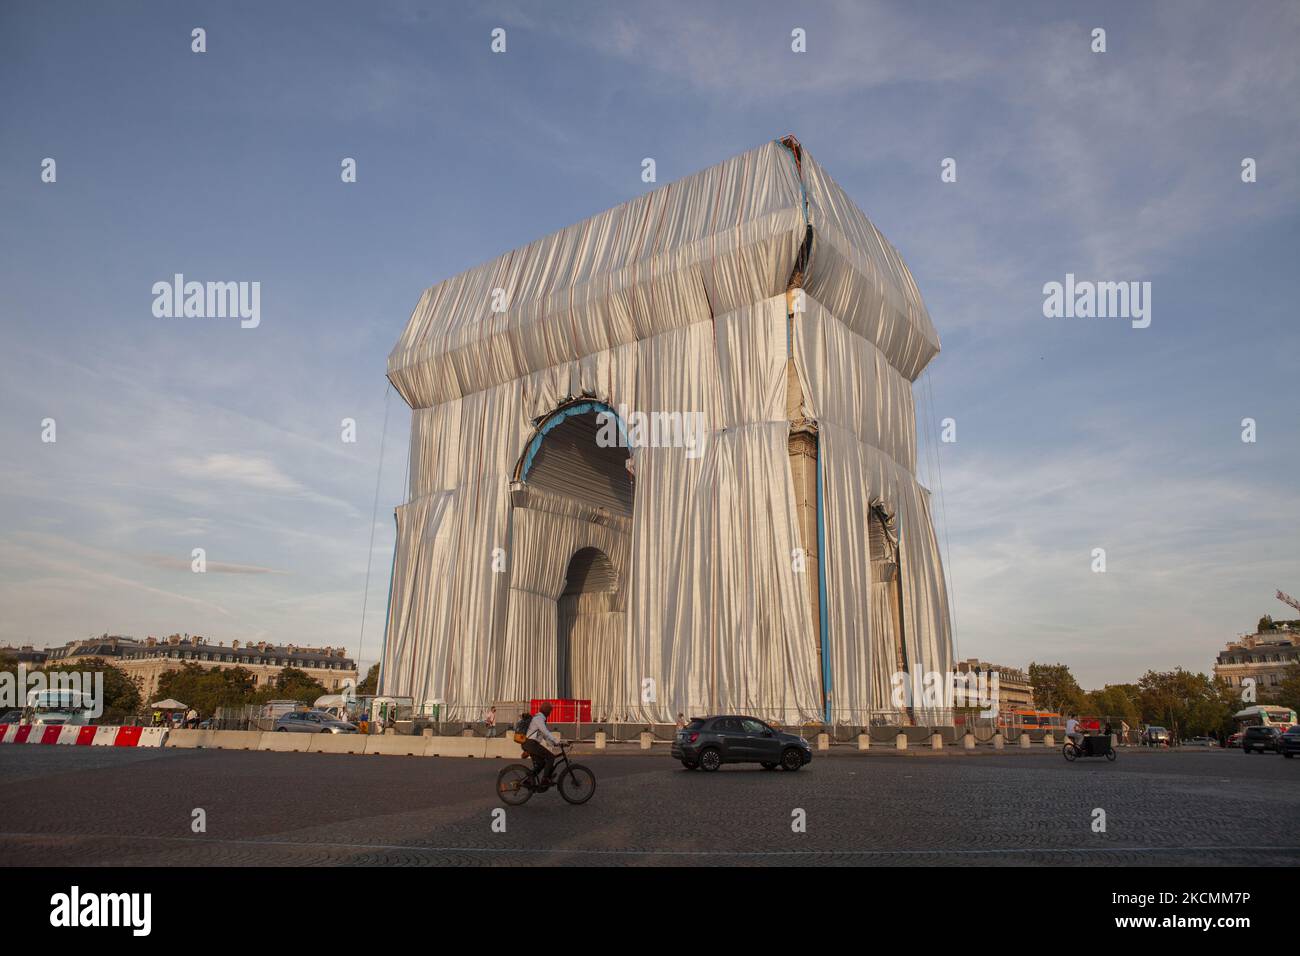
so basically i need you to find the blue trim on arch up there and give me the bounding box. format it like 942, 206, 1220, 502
376, 510, 398, 696
816, 442, 831, 723
519, 401, 628, 481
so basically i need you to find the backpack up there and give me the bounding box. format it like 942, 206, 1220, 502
513, 713, 532, 745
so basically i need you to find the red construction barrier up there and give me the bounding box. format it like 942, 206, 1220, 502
529, 699, 592, 722
1, 724, 168, 748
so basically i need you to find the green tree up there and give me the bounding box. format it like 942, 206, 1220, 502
1262, 663, 1300, 713
25, 657, 141, 722
1028, 662, 1087, 714
358, 663, 379, 695
253, 666, 326, 704
1136, 669, 1233, 740
1257, 614, 1275, 633
154, 663, 257, 717
1084, 683, 1141, 727
73, 658, 142, 720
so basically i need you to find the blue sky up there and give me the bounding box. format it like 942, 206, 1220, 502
1, 0, 1296, 688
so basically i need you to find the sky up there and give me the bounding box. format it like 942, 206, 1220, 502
0, 0, 1297, 689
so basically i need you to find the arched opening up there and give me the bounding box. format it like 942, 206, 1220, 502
516, 401, 633, 516
557, 547, 619, 700
869, 505, 909, 722
503, 400, 632, 719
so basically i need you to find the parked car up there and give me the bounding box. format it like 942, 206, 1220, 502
0, 709, 23, 724
274, 710, 358, 734
1279, 725, 1300, 759
1143, 726, 1170, 747
1226, 732, 1243, 749
1242, 725, 1282, 754
671, 715, 812, 772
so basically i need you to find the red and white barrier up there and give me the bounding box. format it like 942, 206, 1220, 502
0, 724, 166, 747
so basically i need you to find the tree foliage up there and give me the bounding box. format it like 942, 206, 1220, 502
1135, 668, 1234, 739
154, 663, 257, 715
1028, 662, 1087, 714
358, 663, 379, 695
252, 666, 327, 704
1262, 663, 1300, 713
19, 657, 141, 721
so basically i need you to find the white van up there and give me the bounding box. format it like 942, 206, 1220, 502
24, 688, 94, 726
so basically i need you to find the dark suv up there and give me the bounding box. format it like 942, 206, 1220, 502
1279, 725, 1300, 759
1242, 725, 1282, 754
672, 715, 812, 772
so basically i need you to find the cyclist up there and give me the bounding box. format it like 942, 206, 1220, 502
1065, 713, 1083, 751
522, 702, 560, 785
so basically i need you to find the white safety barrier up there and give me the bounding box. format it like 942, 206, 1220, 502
0, 724, 167, 748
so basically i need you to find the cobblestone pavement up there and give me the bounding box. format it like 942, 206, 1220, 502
1, 746, 1297, 866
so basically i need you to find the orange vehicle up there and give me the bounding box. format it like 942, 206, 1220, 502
1006, 710, 1064, 734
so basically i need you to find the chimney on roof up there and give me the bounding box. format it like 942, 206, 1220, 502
232, 640, 240, 650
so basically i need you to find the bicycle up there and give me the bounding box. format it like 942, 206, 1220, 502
496, 741, 596, 805
1063, 734, 1116, 762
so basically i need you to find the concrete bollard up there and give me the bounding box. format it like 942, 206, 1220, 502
595, 731, 607, 750
930, 733, 943, 750
963, 734, 975, 750
461, 729, 474, 737
817, 733, 829, 751
993, 733, 1005, 750
1044, 733, 1055, 748
857, 733, 869, 751
1019, 733, 1031, 749
421, 728, 433, 737
895, 732, 907, 751
639, 732, 652, 750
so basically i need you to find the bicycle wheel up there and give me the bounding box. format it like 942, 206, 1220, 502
496, 764, 534, 805
1063, 743, 1077, 762
558, 764, 596, 804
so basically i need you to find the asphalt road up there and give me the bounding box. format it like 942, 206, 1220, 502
1, 746, 1297, 866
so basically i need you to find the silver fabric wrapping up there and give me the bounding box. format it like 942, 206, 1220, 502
793, 294, 954, 723
381, 138, 953, 725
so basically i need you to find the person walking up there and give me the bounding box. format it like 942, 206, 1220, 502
675, 712, 687, 731
186, 706, 199, 729
485, 705, 497, 738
